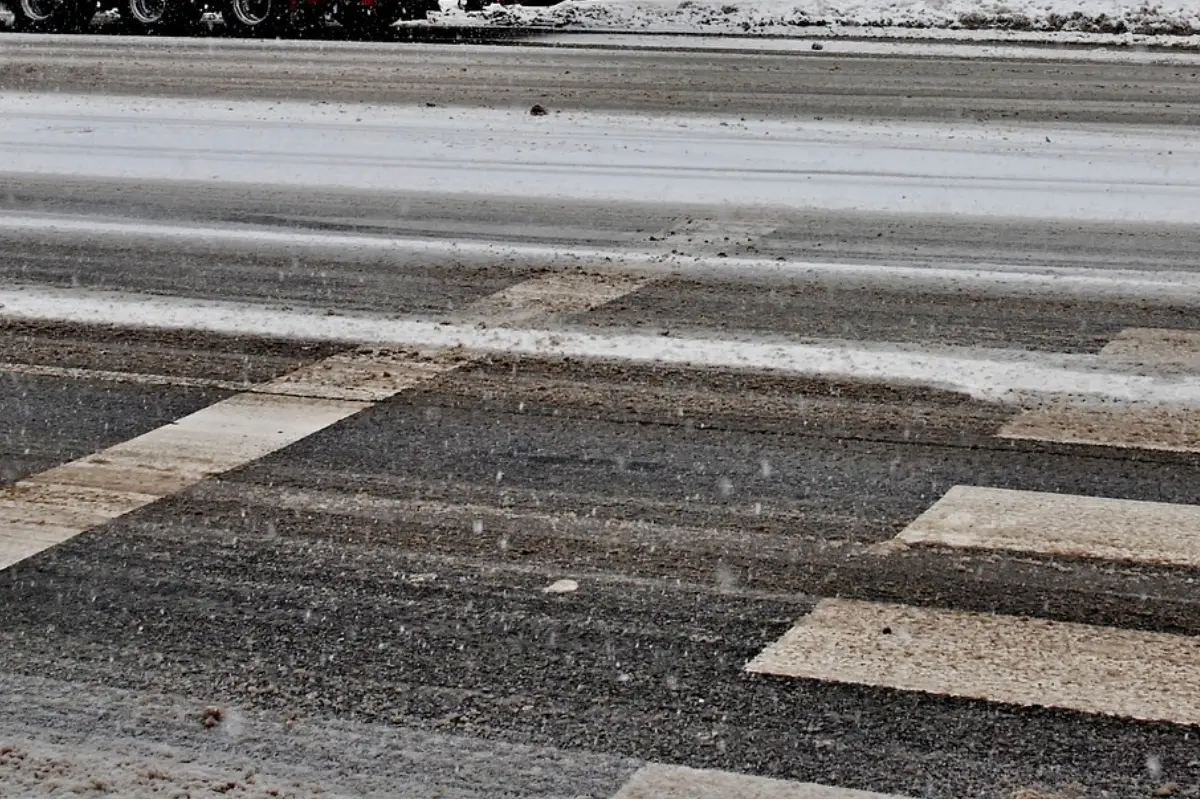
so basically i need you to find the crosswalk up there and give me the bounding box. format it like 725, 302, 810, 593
4, 270, 1200, 795
0, 271, 650, 572
747, 326, 1200, 730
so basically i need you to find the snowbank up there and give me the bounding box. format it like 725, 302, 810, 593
468, 0, 1200, 37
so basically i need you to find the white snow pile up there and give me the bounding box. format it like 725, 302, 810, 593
472, 0, 1200, 36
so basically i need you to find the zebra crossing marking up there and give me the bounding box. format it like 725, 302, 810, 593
897, 485, 1200, 568
0, 272, 651, 572
999, 327, 1200, 452
747, 598, 1200, 726
614, 763, 899, 799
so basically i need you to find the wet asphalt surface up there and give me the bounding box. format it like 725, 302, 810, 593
2, 34, 1200, 800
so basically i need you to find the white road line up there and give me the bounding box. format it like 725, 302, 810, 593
998, 405, 1200, 452
1100, 328, 1200, 371
1, 361, 253, 391
897, 485, 1200, 568
459, 272, 651, 326
4, 213, 1200, 302
5, 286, 1200, 407
746, 598, 1200, 726
0, 273, 646, 572
614, 764, 899, 799
998, 327, 1200, 451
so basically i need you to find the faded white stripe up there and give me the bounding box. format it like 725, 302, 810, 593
897, 485, 1200, 568
998, 327, 1200, 451
998, 405, 1200, 453
1101, 328, 1200, 371
461, 272, 651, 326
747, 598, 1200, 725
614, 764, 898, 799
0, 361, 253, 391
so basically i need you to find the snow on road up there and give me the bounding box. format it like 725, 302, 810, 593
462, 0, 1200, 39
2, 92, 1199, 225
6, 283, 1200, 407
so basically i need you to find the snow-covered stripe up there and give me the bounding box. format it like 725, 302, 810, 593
3, 286, 1200, 407
998, 327, 1200, 451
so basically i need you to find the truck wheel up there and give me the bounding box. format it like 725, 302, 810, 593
124, 0, 201, 34
222, 0, 285, 36
9, 0, 91, 32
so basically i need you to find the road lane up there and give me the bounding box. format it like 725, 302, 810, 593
4, 93, 1200, 223
4, 344, 1200, 797
2, 36, 1200, 125
3, 34, 1200, 799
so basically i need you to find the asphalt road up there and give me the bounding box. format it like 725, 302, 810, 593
3, 35, 1200, 800
3, 34, 1200, 124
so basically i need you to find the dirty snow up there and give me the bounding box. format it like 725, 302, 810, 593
525, 31, 1200, 60
454, 0, 1200, 39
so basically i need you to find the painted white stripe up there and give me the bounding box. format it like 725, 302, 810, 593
1100, 328, 1200, 371
4, 286, 1200, 407
4, 213, 1200, 302
897, 485, 1200, 568
614, 764, 898, 799
0, 273, 645, 571
746, 598, 1200, 725
461, 272, 651, 326
0, 394, 374, 568
2, 352, 465, 399
998, 405, 1200, 453
1, 361, 253, 391
998, 327, 1200, 451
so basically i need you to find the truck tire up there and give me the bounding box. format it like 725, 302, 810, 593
123, 0, 202, 34
222, 0, 286, 36
9, 0, 91, 32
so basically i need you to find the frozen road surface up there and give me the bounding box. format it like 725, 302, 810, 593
2, 35, 1200, 799
4, 93, 1200, 223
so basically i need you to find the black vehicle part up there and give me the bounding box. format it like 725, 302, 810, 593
123, 0, 203, 34
222, 0, 287, 36
9, 0, 93, 32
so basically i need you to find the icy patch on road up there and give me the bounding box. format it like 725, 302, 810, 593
448, 0, 1200, 39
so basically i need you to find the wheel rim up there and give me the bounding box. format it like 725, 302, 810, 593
229, 0, 270, 25
19, 0, 62, 22
128, 0, 167, 23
